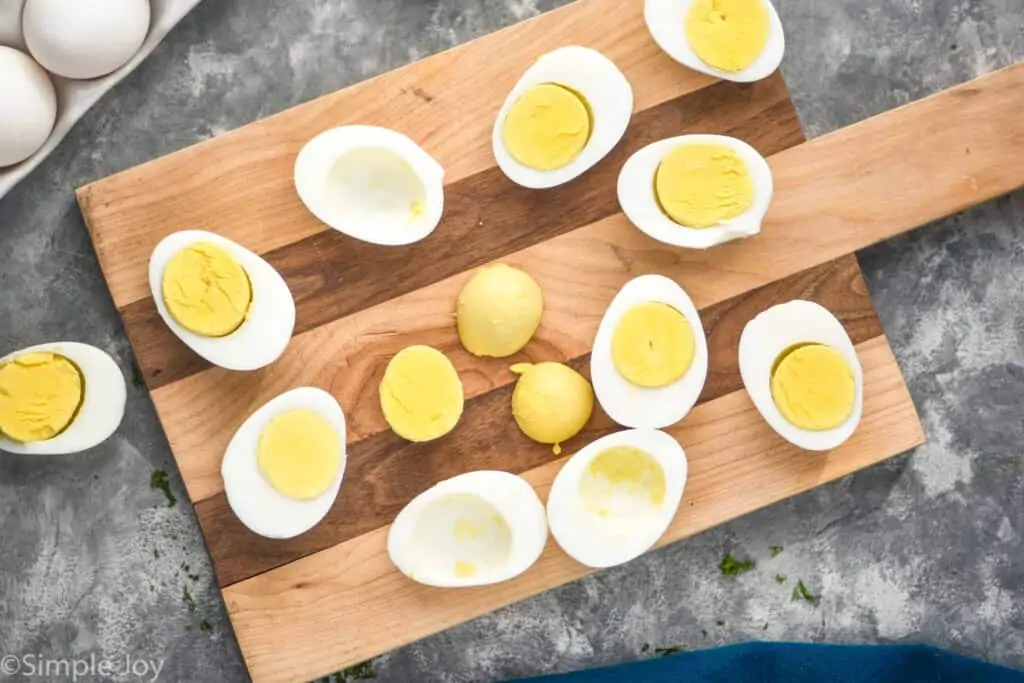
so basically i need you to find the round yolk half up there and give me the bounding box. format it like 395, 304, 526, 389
685, 0, 770, 73
655, 143, 755, 229
0, 352, 84, 443
162, 242, 253, 337
770, 344, 856, 431
257, 408, 342, 500
502, 83, 592, 171
611, 302, 695, 388
380, 346, 464, 442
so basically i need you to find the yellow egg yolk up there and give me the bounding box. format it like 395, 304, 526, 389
0, 352, 84, 443
611, 302, 695, 388
502, 83, 592, 171
510, 362, 593, 455
456, 263, 544, 358
685, 0, 770, 73
380, 345, 464, 442
655, 143, 755, 229
256, 408, 342, 500
580, 446, 667, 517
770, 344, 856, 431
161, 242, 253, 337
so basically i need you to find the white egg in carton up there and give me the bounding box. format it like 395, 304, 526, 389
0, 0, 204, 201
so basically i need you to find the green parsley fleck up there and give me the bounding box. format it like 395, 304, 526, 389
654, 645, 685, 657
701, 629, 708, 639
182, 585, 196, 613
792, 580, 818, 605
719, 554, 756, 577
775, 574, 787, 584
769, 545, 784, 558
763, 622, 769, 631
199, 619, 214, 635
715, 620, 725, 627
150, 470, 177, 508
153, 548, 160, 559
640, 643, 650, 653
185, 625, 192, 632
331, 659, 376, 681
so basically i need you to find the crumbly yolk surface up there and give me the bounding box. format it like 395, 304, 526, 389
0, 352, 84, 443
655, 143, 755, 229
161, 242, 252, 337
611, 302, 695, 388
502, 83, 592, 171
380, 345, 464, 442
257, 408, 342, 500
770, 344, 856, 431
685, 0, 770, 73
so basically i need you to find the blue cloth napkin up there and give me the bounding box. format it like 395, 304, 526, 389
512, 643, 1024, 683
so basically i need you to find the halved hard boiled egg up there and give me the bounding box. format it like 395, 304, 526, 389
149, 230, 296, 371
618, 134, 773, 250
492, 46, 633, 189
644, 0, 785, 83
294, 125, 445, 246
547, 429, 687, 568
739, 300, 864, 451
591, 275, 708, 429
222, 387, 347, 539
0, 342, 126, 455
388, 470, 548, 587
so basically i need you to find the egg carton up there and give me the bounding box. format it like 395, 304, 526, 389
0, 0, 203, 203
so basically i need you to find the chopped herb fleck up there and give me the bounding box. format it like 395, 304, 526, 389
640, 643, 650, 653
719, 554, 756, 577
182, 585, 196, 613
199, 619, 214, 634
150, 470, 177, 508
763, 622, 769, 631
185, 624, 192, 632
769, 545, 784, 558
792, 580, 818, 605
189, 573, 200, 582
654, 645, 685, 657
130, 362, 146, 388
701, 629, 708, 639
153, 548, 160, 559
775, 574, 787, 584
715, 620, 725, 627
330, 659, 376, 681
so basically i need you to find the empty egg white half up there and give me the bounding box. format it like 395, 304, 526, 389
591, 275, 709, 429
222, 387, 347, 539
644, 0, 785, 83
0, 341, 126, 455
739, 300, 864, 451
492, 45, 633, 189
388, 470, 548, 588
618, 134, 773, 250
547, 428, 687, 568
148, 229, 296, 371
294, 125, 445, 246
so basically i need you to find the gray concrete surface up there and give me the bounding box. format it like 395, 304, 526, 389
0, 1, 1022, 681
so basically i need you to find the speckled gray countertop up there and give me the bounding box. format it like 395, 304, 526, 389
0, 1, 1022, 682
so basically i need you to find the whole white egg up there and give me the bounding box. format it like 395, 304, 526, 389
547, 429, 687, 569
294, 125, 446, 247
0, 0, 26, 49
591, 275, 709, 429
738, 300, 864, 451
0, 46, 56, 167
617, 133, 773, 250
148, 229, 296, 371
222, 387, 347, 539
23, 0, 151, 80
388, 470, 548, 588
492, 45, 634, 189
0, 341, 127, 455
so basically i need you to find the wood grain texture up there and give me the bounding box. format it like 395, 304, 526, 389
198, 255, 881, 588
223, 335, 923, 683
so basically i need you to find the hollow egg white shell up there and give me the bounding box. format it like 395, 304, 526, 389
738, 300, 864, 451
294, 125, 445, 246
591, 275, 709, 429
222, 387, 347, 539
618, 134, 773, 250
547, 429, 687, 568
0, 341, 126, 455
492, 45, 633, 189
388, 470, 547, 588
148, 229, 296, 371
644, 0, 785, 83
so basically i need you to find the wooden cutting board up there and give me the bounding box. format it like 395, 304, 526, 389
75, 0, 1024, 679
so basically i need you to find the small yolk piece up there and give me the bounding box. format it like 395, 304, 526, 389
655, 143, 755, 229
770, 344, 856, 431
580, 446, 667, 515
0, 352, 84, 443
685, 0, 770, 73
380, 345, 464, 442
453, 560, 478, 578
257, 409, 342, 500
161, 242, 253, 337
611, 302, 695, 387
502, 83, 592, 171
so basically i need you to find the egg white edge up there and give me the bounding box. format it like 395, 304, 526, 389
643, 0, 786, 84
387, 470, 548, 588
491, 45, 634, 190
591, 275, 709, 429
617, 134, 774, 250
148, 229, 297, 371
0, 341, 127, 455
293, 124, 446, 246
547, 428, 687, 569
221, 386, 347, 540
738, 300, 865, 451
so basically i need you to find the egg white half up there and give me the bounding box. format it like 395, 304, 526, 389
738, 300, 864, 451
492, 45, 633, 189
148, 229, 296, 371
618, 134, 773, 250
547, 428, 687, 569
592, 275, 709, 429
222, 387, 347, 539
388, 470, 548, 588
294, 125, 445, 246
643, 0, 786, 83
0, 341, 126, 455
